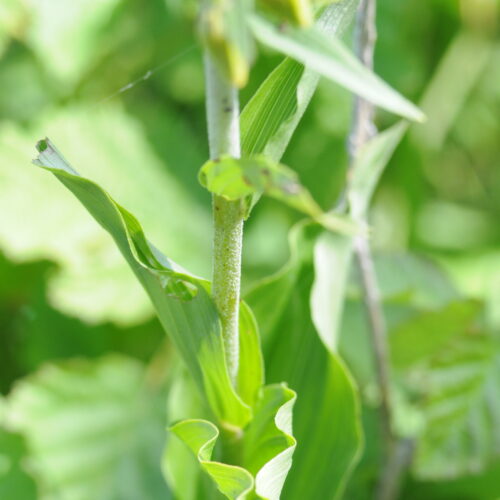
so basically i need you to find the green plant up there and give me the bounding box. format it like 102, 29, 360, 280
2, 0, 498, 499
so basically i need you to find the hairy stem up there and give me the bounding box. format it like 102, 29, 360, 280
348, 1, 402, 499
204, 53, 243, 386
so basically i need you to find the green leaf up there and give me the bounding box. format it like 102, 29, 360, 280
238, 302, 265, 408
248, 14, 425, 122
310, 123, 409, 353
390, 299, 483, 369
170, 419, 254, 500
33, 139, 250, 428
412, 334, 500, 479
5, 356, 170, 500
243, 385, 297, 498
348, 122, 408, 219
245, 223, 363, 499
241, 0, 359, 160
170, 384, 297, 500
311, 231, 354, 352
199, 155, 358, 234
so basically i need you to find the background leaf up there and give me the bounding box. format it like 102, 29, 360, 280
5, 356, 170, 500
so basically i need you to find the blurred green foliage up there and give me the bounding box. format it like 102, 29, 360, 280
0, 0, 499, 498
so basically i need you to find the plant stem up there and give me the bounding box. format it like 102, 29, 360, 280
204, 53, 243, 386
348, 1, 402, 499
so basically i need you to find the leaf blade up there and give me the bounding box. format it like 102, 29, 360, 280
34, 139, 250, 428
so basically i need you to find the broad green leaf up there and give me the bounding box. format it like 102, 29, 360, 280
241, 0, 359, 160
248, 14, 425, 122
0, 106, 210, 324
5, 356, 170, 500
412, 334, 500, 479
338, 253, 464, 391
199, 155, 358, 234
246, 223, 362, 499
33, 139, 250, 428
170, 384, 296, 500
390, 299, 483, 369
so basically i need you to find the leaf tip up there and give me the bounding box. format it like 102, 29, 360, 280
36, 138, 49, 153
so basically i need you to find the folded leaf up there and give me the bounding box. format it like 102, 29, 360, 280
249, 14, 425, 122
170, 384, 297, 500
241, 0, 359, 160
199, 155, 358, 234
33, 139, 250, 428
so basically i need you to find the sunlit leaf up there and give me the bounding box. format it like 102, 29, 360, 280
33, 139, 249, 427
170, 384, 296, 500
248, 15, 425, 122
311, 231, 353, 352
170, 419, 254, 499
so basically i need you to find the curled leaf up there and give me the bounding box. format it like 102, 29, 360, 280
170, 384, 296, 500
